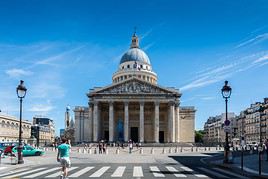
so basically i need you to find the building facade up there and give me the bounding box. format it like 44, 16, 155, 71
32, 116, 55, 146
0, 114, 31, 143
74, 33, 196, 143
236, 98, 268, 145
204, 98, 268, 146
203, 113, 236, 146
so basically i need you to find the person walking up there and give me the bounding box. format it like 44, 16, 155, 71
57, 138, 71, 179
265, 139, 268, 161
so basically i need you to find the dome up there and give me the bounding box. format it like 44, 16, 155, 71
120, 48, 151, 64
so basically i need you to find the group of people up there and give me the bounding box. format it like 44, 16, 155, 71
98, 140, 107, 154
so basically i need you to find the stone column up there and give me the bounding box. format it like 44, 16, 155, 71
88, 103, 93, 142
109, 101, 114, 142
93, 101, 99, 142
168, 102, 175, 142
139, 102, 144, 143
175, 102, 180, 142
124, 101, 129, 142
154, 101, 160, 143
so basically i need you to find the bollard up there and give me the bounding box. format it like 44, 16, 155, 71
140, 148, 143, 154
208, 147, 211, 151
94, 148, 97, 154
205, 147, 207, 151
151, 148, 154, 154
88, 148, 92, 154
83, 148, 86, 153
196, 147, 198, 152
162, 148, 166, 154
180, 147, 183, 152
175, 147, 178, 153
191, 147, 193, 152
169, 148, 172, 153
106, 149, 109, 155
116, 148, 119, 154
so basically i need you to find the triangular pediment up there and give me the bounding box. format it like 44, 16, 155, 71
89, 78, 180, 96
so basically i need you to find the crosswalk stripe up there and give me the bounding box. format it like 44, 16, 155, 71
194, 174, 209, 178
111, 166, 126, 177
0, 168, 30, 177
133, 166, 143, 177
2, 167, 46, 178
181, 166, 193, 172
0, 167, 7, 171
24, 167, 60, 178
89, 166, 110, 177
166, 166, 186, 177
150, 166, 165, 177
45, 167, 78, 178
69, 167, 94, 177
213, 167, 249, 179
198, 167, 228, 178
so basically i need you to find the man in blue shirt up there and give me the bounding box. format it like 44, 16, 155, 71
57, 138, 71, 179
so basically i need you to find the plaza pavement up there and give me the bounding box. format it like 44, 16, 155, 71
0, 146, 267, 178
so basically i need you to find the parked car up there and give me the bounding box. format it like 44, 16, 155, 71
12, 145, 45, 156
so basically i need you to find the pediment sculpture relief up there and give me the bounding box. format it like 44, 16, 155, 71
100, 81, 165, 94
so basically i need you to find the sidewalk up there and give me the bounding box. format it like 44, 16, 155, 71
210, 152, 268, 178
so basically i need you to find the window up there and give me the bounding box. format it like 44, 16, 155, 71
122, 66, 124, 69
140, 65, 143, 69
127, 65, 130, 68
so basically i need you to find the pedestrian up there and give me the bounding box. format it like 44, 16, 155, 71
57, 138, 71, 179
265, 139, 268, 161
129, 139, 133, 154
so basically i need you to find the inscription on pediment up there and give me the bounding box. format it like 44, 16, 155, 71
100, 81, 165, 94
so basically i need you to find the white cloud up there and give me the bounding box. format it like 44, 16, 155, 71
5, 68, 33, 78
28, 104, 54, 112
235, 33, 268, 49
253, 55, 268, 63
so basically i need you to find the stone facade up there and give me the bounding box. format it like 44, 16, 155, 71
0, 114, 31, 143
74, 33, 196, 143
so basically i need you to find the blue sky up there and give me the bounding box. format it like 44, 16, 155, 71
0, 0, 268, 133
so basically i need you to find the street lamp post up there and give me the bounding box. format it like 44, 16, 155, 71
258, 106, 264, 176
16, 80, 27, 164
221, 80, 232, 163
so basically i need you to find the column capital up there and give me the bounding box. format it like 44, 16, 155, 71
88, 102, 93, 107
168, 101, 175, 106
140, 101, 144, 106
154, 101, 160, 106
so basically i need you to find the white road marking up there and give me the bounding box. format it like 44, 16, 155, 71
181, 166, 193, 172
45, 167, 78, 178
198, 167, 228, 178
213, 167, 249, 179
0, 168, 30, 177
0, 167, 7, 171
89, 166, 110, 177
111, 166, 126, 177
69, 167, 94, 177
3, 168, 46, 178
24, 167, 60, 178
150, 166, 165, 177
166, 166, 187, 177
133, 166, 143, 177
194, 174, 209, 178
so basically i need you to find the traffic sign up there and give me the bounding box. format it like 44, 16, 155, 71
224, 126, 231, 133
224, 120, 231, 126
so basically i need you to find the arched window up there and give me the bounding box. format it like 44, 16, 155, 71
122, 66, 124, 69
127, 65, 130, 68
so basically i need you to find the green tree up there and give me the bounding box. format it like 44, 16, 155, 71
195, 130, 205, 143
